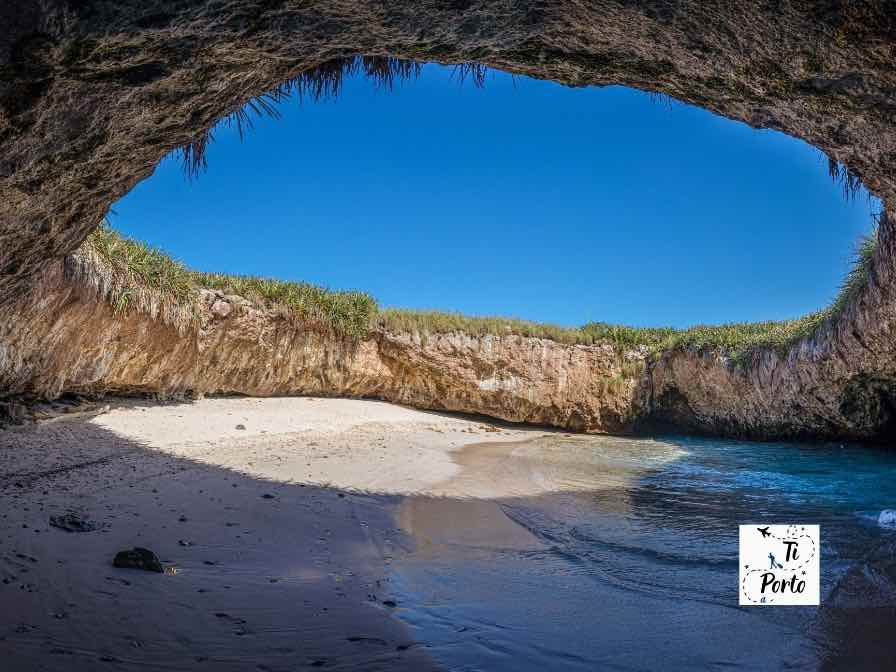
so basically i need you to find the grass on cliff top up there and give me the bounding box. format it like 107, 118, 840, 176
196, 272, 376, 337
378, 218, 880, 363
71, 224, 197, 326
80, 224, 377, 337
79, 218, 880, 363
375, 309, 676, 348
376, 308, 826, 361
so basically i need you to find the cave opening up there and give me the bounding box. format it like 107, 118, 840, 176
106, 61, 881, 333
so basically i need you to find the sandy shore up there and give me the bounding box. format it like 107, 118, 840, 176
0, 397, 544, 671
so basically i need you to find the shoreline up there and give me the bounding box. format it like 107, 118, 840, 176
4, 396, 893, 670
0, 397, 544, 671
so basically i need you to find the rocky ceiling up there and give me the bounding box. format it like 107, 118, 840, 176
2, 1, 895, 304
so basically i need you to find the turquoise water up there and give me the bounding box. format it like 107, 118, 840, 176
391, 436, 896, 671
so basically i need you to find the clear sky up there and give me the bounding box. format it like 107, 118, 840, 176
111, 64, 879, 329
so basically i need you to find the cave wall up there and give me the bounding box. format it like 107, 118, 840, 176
3, 248, 895, 441
0, 258, 641, 433
3, 1, 896, 440
645, 206, 896, 442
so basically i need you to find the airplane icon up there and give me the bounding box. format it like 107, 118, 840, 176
757, 527, 772, 538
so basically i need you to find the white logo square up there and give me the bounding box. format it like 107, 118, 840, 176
739, 525, 819, 606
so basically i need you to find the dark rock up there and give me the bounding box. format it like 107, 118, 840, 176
826, 538, 896, 608
382, 599, 397, 608
347, 636, 388, 645
260, 493, 275, 499
235, 424, 246, 430
112, 548, 164, 573
49, 513, 99, 533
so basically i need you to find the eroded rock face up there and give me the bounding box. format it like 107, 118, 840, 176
0, 261, 644, 432
645, 208, 896, 441
2, 1, 896, 440
3, 243, 896, 441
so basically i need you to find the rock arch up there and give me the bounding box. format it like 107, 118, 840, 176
2, 1, 896, 440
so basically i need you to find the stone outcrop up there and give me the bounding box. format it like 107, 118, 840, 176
3, 1, 896, 441
643, 207, 896, 442
3, 241, 896, 442
0, 258, 644, 433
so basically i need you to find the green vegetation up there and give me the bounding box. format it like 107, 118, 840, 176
77, 217, 882, 365
829, 224, 877, 314
376, 308, 825, 364
195, 272, 376, 338
376, 218, 881, 365
647, 221, 879, 364
375, 309, 676, 347
74, 223, 196, 324
85, 223, 194, 303
378, 310, 588, 345
79, 224, 375, 337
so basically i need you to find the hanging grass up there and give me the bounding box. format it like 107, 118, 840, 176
195, 272, 376, 338
828, 157, 864, 201
69, 223, 197, 328
177, 55, 491, 179
76, 224, 376, 337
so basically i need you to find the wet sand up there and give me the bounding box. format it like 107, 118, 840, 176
0, 397, 542, 671
389, 435, 896, 671
389, 436, 814, 671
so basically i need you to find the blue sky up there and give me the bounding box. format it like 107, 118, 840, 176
111, 65, 879, 328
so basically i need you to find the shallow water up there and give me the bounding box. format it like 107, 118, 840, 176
391, 435, 896, 671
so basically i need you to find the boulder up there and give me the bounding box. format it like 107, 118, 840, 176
210, 299, 232, 318
112, 548, 164, 573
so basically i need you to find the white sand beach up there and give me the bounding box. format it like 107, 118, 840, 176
0, 397, 545, 671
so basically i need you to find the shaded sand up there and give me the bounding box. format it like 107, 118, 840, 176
0, 397, 544, 671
